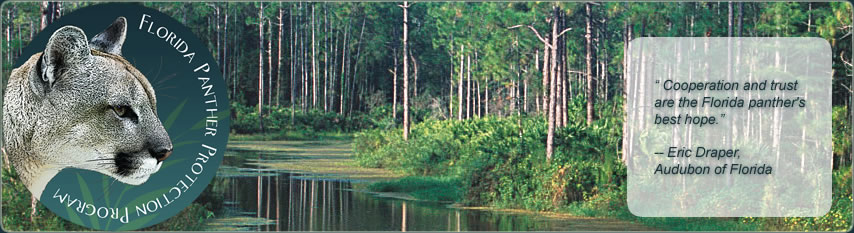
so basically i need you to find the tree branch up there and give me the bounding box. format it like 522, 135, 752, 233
841, 82, 854, 94
842, 51, 853, 68
841, 30, 852, 39
509, 24, 550, 48
567, 70, 586, 75
557, 28, 573, 38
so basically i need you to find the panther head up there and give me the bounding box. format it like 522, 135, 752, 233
7, 17, 172, 198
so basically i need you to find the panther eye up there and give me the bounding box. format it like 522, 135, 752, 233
112, 105, 132, 118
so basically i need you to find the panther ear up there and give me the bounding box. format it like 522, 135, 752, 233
31, 26, 90, 97
89, 17, 127, 55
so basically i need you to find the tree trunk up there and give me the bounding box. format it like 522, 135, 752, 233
555, 11, 563, 127
534, 49, 538, 113
40, 2, 46, 30
599, 12, 607, 116
233, 8, 240, 101
556, 50, 563, 127
267, 19, 273, 112
467, 54, 472, 119
311, 4, 317, 109
485, 79, 489, 116
561, 69, 567, 126
303, 4, 309, 112
541, 47, 549, 114
16, 19, 20, 57
300, 3, 306, 111
5, 9, 9, 81
585, 3, 595, 125
392, 48, 398, 119
458, 44, 464, 120
449, 50, 454, 120
45, 2, 61, 29
560, 12, 569, 127
621, 13, 631, 163
324, 4, 329, 112
349, 17, 366, 116
214, 5, 221, 79
331, 17, 339, 114
475, 52, 480, 117
546, 6, 559, 161
290, 4, 295, 124
738, 2, 743, 37
411, 51, 418, 99
401, 1, 411, 140
509, 16, 572, 161
524, 65, 528, 114
258, 3, 266, 132
277, 7, 283, 107
517, 70, 521, 117
339, 21, 350, 114
224, 4, 229, 97
476, 79, 481, 117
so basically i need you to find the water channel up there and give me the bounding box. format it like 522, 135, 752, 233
203, 141, 649, 231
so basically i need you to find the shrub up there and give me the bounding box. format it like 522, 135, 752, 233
833, 106, 851, 168
772, 167, 852, 231
367, 176, 463, 202
354, 114, 625, 211
230, 103, 375, 135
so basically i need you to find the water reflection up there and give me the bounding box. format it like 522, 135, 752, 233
207, 147, 644, 231
219, 172, 478, 231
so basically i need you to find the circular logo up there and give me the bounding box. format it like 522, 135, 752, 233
6, 3, 229, 230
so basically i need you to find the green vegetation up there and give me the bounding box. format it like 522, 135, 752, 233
355, 101, 853, 231
833, 106, 852, 169
1, 165, 217, 231
563, 166, 852, 231
368, 176, 463, 202
356, 98, 624, 209
228, 132, 352, 141
1, 167, 89, 231
231, 103, 374, 135
230, 102, 369, 140
230, 102, 434, 141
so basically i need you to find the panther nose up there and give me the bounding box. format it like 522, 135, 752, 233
151, 147, 172, 162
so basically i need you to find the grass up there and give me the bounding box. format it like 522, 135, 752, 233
225, 140, 401, 182
203, 216, 276, 231
557, 167, 854, 231
561, 189, 762, 231
257, 158, 400, 181
229, 131, 353, 141
367, 176, 464, 203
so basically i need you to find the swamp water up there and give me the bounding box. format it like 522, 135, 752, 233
203, 141, 648, 231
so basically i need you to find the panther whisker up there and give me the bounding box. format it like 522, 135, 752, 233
84, 158, 115, 162
55, 160, 114, 167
